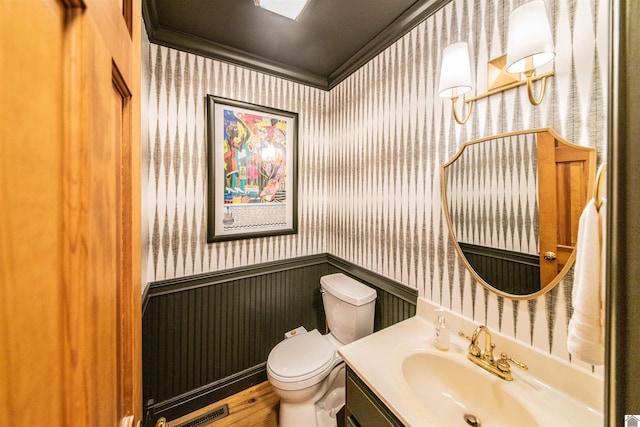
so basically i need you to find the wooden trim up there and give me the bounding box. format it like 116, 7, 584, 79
141, 0, 451, 90
146, 26, 329, 89
145, 253, 419, 305
537, 131, 560, 286
457, 243, 539, 267
141, 0, 159, 39
123, 0, 133, 36
61, 0, 85, 7
142, 283, 151, 316
326, 0, 451, 89
327, 254, 419, 304
147, 253, 328, 296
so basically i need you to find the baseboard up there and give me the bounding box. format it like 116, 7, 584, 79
167, 381, 278, 427
146, 364, 267, 426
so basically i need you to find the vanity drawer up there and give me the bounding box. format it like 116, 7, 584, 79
345, 367, 404, 427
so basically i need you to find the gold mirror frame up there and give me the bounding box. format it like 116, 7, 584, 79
441, 128, 597, 300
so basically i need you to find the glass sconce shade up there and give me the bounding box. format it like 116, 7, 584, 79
438, 42, 473, 98
506, 0, 555, 74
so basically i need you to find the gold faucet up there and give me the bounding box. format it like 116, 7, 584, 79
458, 325, 528, 381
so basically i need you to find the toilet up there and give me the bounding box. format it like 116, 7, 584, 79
266, 273, 377, 427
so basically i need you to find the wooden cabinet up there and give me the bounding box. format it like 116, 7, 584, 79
345, 367, 404, 427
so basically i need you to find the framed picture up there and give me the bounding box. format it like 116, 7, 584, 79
206, 95, 298, 242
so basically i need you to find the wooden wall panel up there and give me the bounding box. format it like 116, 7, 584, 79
458, 243, 541, 295
142, 254, 417, 424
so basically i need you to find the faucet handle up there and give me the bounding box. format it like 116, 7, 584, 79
499, 352, 528, 371
485, 342, 496, 360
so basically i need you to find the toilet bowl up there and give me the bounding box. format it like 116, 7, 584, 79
266, 273, 377, 427
267, 329, 344, 427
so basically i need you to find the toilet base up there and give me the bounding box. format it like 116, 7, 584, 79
276, 364, 346, 427
315, 366, 346, 427
278, 390, 345, 427
279, 400, 319, 427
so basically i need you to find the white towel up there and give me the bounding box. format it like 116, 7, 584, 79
567, 197, 606, 365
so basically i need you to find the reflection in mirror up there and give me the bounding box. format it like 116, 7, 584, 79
442, 129, 596, 299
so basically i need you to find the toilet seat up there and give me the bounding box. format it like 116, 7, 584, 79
267, 329, 340, 391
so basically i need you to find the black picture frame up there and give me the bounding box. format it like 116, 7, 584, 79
206, 95, 298, 242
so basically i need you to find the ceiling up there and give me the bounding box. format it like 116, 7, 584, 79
142, 0, 450, 90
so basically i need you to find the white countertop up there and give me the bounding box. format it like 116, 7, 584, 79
339, 297, 604, 426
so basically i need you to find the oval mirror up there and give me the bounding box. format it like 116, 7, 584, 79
441, 128, 596, 299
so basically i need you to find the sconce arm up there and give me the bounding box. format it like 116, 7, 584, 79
465, 70, 554, 105
525, 71, 550, 106
451, 94, 473, 125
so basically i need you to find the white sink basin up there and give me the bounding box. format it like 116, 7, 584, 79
339, 298, 604, 426
401, 351, 539, 426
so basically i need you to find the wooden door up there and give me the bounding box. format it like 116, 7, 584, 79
538, 131, 595, 289
0, 1, 141, 426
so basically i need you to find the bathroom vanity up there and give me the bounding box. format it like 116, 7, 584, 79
339, 297, 603, 426
345, 367, 403, 427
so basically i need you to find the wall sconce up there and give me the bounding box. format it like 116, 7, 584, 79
439, 0, 555, 124
438, 42, 474, 124
505, 0, 556, 105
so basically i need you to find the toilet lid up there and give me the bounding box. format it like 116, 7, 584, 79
267, 329, 335, 382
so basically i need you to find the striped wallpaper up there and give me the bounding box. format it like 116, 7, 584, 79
142, 0, 608, 375
143, 48, 330, 281
444, 132, 539, 256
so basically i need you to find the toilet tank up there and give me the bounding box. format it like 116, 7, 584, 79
320, 273, 377, 345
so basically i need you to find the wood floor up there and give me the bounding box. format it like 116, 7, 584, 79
167, 382, 279, 427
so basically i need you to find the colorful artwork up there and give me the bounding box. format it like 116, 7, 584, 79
222, 109, 288, 205
207, 96, 297, 242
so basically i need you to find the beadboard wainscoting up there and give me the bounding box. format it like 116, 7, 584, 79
457, 243, 541, 295
141, 3, 610, 424
142, 254, 417, 425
